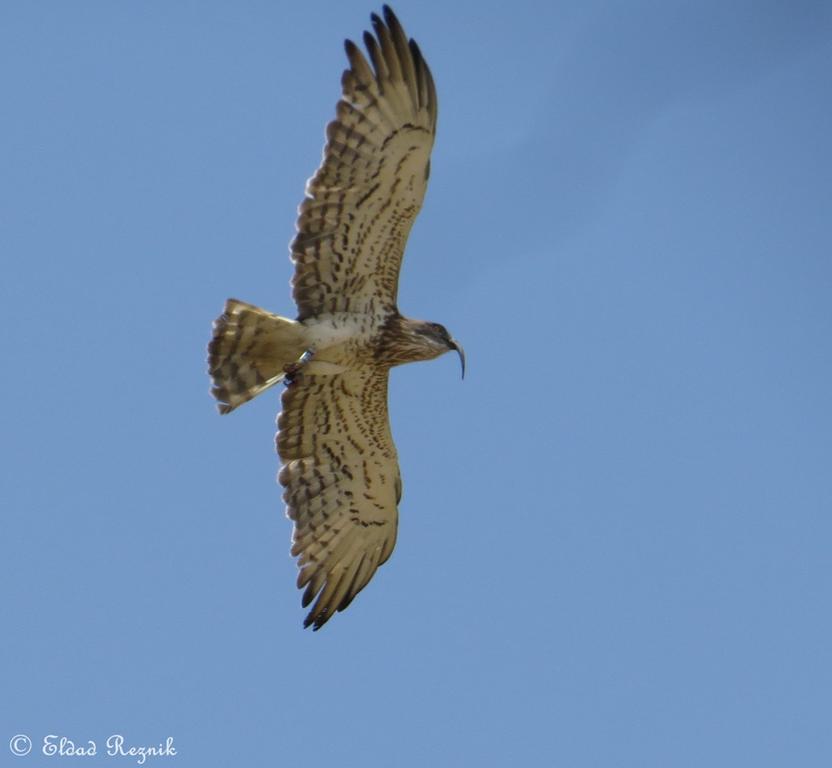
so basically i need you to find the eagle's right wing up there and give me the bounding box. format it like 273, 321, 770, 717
291, 6, 438, 321
277, 366, 401, 630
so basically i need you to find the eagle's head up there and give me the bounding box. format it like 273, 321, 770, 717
384, 317, 465, 378
416, 321, 465, 377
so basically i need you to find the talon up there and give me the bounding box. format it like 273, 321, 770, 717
283, 349, 316, 386
283, 362, 301, 387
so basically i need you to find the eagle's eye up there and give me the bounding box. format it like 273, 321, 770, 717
426, 322, 449, 340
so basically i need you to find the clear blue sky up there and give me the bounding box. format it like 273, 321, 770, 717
2, 1, 831, 766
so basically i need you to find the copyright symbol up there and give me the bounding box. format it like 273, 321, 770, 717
9, 734, 32, 756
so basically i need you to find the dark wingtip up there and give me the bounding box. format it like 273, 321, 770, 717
304, 614, 326, 631
383, 5, 398, 24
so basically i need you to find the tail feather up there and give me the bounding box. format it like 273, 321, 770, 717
208, 299, 306, 414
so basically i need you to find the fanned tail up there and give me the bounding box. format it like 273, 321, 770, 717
207, 299, 306, 414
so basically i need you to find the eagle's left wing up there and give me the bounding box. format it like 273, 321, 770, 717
291, 5, 438, 321
277, 367, 401, 630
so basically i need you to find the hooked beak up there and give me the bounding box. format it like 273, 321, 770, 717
449, 339, 466, 379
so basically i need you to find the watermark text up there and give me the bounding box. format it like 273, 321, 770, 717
9, 734, 176, 764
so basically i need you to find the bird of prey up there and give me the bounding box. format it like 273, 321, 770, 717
207, 6, 463, 630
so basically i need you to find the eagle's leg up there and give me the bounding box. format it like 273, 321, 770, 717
283, 348, 316, 385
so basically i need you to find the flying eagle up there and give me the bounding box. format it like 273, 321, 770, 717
207, 6, 463, 630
